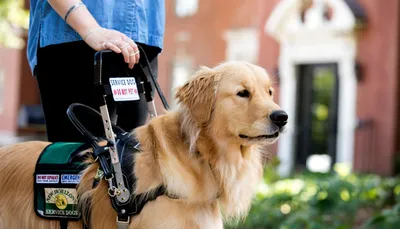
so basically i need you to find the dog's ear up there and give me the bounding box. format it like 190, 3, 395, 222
175, 66, 221, 125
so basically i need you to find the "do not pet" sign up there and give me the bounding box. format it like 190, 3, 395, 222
109, 77, 140, 101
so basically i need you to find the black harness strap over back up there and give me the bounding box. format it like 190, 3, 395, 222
82, 132, 166, 229
60, 220, 68, 229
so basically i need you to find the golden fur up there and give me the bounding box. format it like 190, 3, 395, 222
0, 61, 285, 229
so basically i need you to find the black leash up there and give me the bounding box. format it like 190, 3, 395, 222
66, 103, 125, 148
137, 44, 170, 110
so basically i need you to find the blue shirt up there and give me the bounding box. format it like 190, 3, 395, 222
27, 0, 165, 74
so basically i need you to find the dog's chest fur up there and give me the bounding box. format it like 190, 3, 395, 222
132, 113, 264, 225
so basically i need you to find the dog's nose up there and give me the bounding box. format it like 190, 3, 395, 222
269, 110, 288, 128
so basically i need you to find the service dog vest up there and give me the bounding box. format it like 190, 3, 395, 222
33, 136, 169, 229
34, 142, 90, 221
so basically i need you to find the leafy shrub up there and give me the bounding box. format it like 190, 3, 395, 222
225, 159, 400, 229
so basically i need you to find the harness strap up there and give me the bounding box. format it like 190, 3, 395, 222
60, 220, 68, 229
116, 215, 130, 229
93, 143, 114, 180
137, 45, 169, 110
80, 134, 169, 229
69, 45, 171, 229
108, 136, 167, 218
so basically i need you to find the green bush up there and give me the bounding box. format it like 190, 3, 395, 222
225, 159, 400, 229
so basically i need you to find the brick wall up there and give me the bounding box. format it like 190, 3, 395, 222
4, 0, 400, 175
0, 47, 22, 134
353, 0, 400, 175
158, 0, 400, 175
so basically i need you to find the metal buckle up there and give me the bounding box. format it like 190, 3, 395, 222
117, 216, 130, 223
108, 186, 117, 197
94, 168, 104, 180
116, 216, 130, 229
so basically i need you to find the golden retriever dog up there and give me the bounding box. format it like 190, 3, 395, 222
0, 61, 288, 229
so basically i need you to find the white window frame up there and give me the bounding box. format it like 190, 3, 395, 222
169, 58, 194, 109
265, 0, 358, 177
223, 28, 259, 63
175, 0, 199, 17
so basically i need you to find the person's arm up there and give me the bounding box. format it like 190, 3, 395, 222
47, 0, 99, 39
47, 0, 140, 68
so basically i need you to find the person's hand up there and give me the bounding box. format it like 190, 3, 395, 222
83, 27, 140, 69
47, 1, 140, 68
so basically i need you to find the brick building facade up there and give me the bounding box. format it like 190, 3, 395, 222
158, 0, 400, 176
1, 0, 399, 176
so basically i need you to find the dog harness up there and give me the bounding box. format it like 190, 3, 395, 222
33, 132, 169, 229
84, 132, 168, 229
34, 142, 89, 223
34, 48, 172, 229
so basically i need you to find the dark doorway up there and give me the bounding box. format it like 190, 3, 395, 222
294, 63, 339, 169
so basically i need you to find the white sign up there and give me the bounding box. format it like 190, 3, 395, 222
109, 77, 140, 102
36, 174, 60, 184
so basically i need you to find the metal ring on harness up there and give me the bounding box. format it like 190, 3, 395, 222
108, 186, 117, 197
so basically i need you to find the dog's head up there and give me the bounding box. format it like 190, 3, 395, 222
176, 61, 287, 146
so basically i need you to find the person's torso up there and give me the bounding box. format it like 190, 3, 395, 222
27, 0, 165, 74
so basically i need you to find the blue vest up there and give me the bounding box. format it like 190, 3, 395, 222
27, 0, 165, 74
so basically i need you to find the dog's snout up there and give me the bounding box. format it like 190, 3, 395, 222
269, 110, 288, 128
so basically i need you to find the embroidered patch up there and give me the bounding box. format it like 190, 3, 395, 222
44, 188, 79, 217
36, 174, 60, 184
61, 174, 81, 184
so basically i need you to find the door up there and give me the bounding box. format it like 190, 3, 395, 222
294, 63, 339, 168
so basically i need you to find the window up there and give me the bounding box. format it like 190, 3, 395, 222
170, 59, 194, 108
223, 28, 259, 63
175, 0, 198, 17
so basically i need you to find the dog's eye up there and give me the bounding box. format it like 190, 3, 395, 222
269, 89, 273, 96
237, 89, 250, 98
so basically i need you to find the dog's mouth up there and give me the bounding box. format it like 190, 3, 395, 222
239, 131, 279, 140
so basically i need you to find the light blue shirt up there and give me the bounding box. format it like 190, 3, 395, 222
27, 0, 165, 74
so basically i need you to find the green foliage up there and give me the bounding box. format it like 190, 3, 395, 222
0, 0, 29, 48
225, 158, 400, 229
